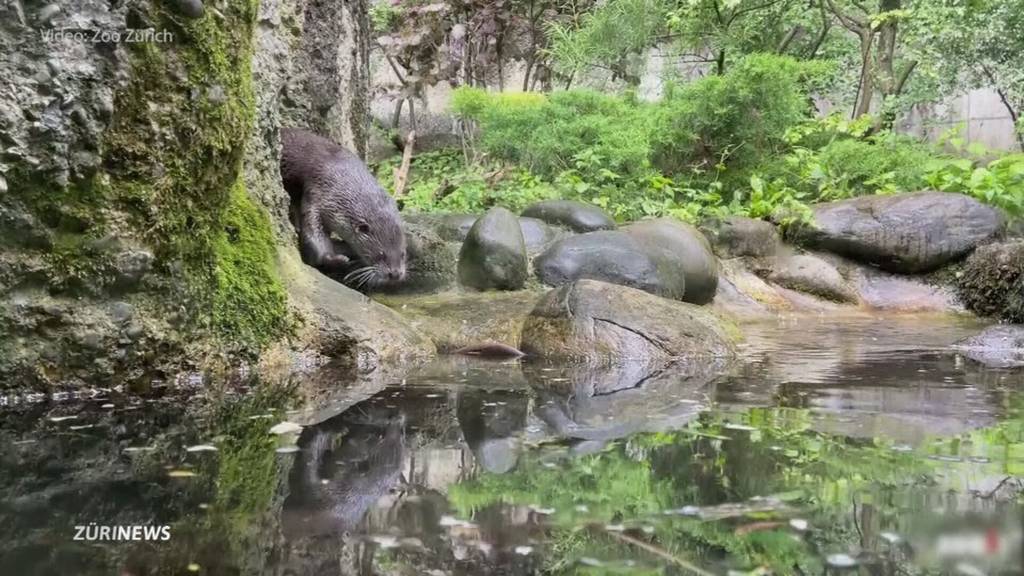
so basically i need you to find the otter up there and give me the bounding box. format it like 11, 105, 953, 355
280, 128, 406, 286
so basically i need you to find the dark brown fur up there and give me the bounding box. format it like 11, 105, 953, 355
281, 128, 406, 286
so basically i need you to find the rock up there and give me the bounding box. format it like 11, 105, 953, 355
376, 290, 541, 352
36, 4, 61, 25
169, 0, 205, 19
112, 249, 154, 291
847, 264, 961, 313
533, 231, 665, 296
955, 325, 1024, 368
458, 207, 528, 291
402, 212, 479, 242
958, 240, 1024, 323
622, 218, 718, 305
518, 216, 562, 256
281, 250, 435, 370
520, 280, 737, 362
700, 216, 780, 258
792, 191, 1004, 273
521, 200, 615, 233
766, 253, 858, 303
109, 302, 134, 324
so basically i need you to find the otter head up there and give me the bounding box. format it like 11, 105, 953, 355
336, 192, 407, 287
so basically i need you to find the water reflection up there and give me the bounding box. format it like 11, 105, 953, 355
0, 315, 1021, 574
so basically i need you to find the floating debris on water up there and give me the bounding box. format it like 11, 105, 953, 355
275, 446, 300, 454
186, 563, 200, 572
101, 404, 115, 409
530, 505, 555, 515
168, 470, 197, 478
579, 557, 604, 567
605, 524, 625, 532
826, 553, 857, 568
439, 515, 475, 528
368, 535, 399, 548
723, 423, 757, 431
186, 444, 218, 452
49, 415, 78, 422
880, 532, 901, 544
515, 545, 533, 555
123, 446, 156, 453
68, 424, 94, 431
789, 518, 809, 531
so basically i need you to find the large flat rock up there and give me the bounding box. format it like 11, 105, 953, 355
792, 191, 1004, 273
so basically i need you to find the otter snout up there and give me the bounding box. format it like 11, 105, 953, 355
383, 264, 406, 283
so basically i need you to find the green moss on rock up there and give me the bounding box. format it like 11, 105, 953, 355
958, 241, 1024, 323
212, 181, 290, 349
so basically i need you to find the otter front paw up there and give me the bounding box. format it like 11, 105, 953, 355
321, 254, 350, 269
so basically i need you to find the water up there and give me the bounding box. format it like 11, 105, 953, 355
1, 314, 1022, 575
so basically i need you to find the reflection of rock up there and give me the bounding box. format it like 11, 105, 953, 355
457, 389, 529, 474
791, 191, 1003, 273
525, 358, 727, 441
521, 280, 737, 362
955, 325, 1024, 368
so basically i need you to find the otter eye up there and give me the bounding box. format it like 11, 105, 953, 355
356, 223, 370, 235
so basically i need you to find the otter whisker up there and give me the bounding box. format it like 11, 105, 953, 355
343, 265, 374, 283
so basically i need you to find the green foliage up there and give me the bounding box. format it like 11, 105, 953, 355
448, 401, 1024, 574
924, 154, 1024, 218
374, 149, 558, 214
453, 87, 653, 178
651, 54, 825, 180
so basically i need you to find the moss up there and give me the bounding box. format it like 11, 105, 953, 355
211, 181, 290, 349
100, 0, 289, 353
958, 241, 1024, 322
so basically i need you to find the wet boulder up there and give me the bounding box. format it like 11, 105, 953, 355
955, 325, 1024, 368
791, 191, 1004, 273
533, 231, 666, 296
520, 280, 737, 362
700, 215, 780, 258
519, 216, 563, 256
622, 218, 718, 304
521, 199, 615, 233
458, 207, 528, 290
766, 253, 858, 303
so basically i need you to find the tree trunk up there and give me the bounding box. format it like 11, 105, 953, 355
852, 29, 875, 118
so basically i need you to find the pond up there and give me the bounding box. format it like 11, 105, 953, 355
1, 314, 1021, 575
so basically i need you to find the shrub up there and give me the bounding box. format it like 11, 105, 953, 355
453, 87, 652, 178
924, 153, 1024, 218
650, 54, 823, 182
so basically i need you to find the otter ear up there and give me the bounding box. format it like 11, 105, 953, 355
355, 222, 370, 235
